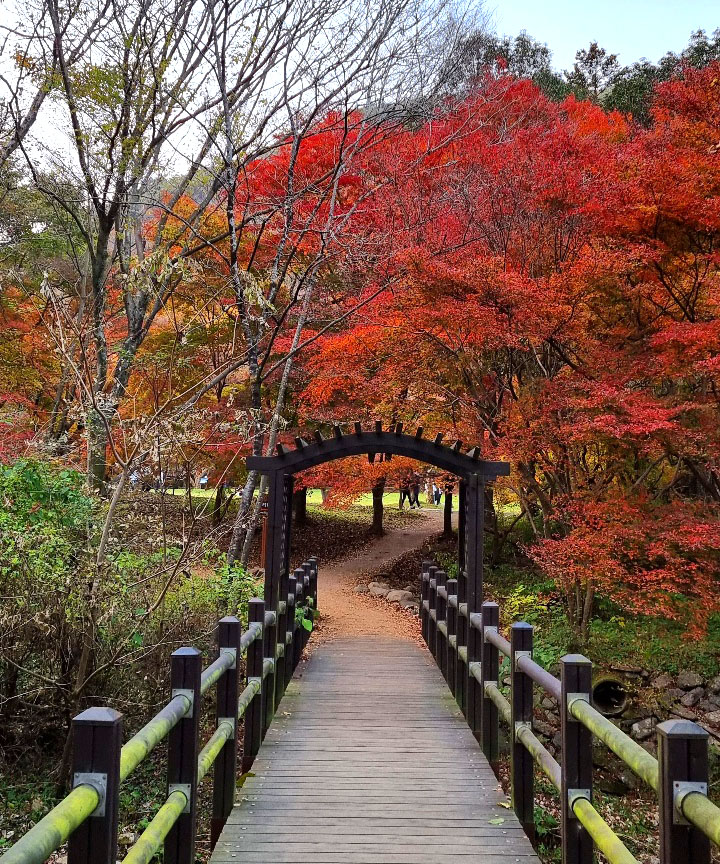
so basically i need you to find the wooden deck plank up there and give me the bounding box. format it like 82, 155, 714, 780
210, 637, 540, 864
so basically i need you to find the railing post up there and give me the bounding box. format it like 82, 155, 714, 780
293, 567, 305, 668
560, 654, 593, 864
428, 565, 438, 657
420, 561, 430, 644
456, 565, 468, 720
308, 556, 318, 611
480, 601, 499, 766
657, 720, 710, 864
465, 474, 485, 731
285, 574, 297, 687
275, 568, 289, 707
242, 599, 265, 773
435, 570, 447, 674
211, 616, 241, 849
165, 647, 202, 864
262, 608, 276, 737
511, 622, 535, 843
302, 562, 312, 649
68, 707, 123, 864
446, 578, 458, 697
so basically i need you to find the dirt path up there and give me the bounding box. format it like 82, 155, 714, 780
312, 508, 444, 642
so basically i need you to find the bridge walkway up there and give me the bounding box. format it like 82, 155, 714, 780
210, 636, 540, 863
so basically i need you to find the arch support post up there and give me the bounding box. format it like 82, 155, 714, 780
456, 480, 467, 715
465, 474, 485, 737
262, 471, 292, 733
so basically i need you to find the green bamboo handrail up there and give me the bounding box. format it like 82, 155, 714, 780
570, 690, 720, 842
0, 786, 100, 864
573, 797, 640, 864
469, 602, 720, 851
682, 791, 720, 848
472, 666, 642, 864
486, 678, 640, 864
122, 678, 262, 864
122, 790, 188, 864
0, 625, 264, 864
567, 695, 659, 790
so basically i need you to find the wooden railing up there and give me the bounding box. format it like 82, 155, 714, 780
0, 559, 318, 864
421, 561, 720, 864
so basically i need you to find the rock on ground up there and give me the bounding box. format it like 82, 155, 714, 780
631, 717, 657, 741
386, 589, 414, 603
680, 687, 704, 707
677, 670, 703, 689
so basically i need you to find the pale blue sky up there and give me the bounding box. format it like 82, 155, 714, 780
491, 0, 719, 71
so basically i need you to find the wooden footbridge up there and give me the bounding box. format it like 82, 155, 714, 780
3, 426, 719, 864
213, 636, 537, 864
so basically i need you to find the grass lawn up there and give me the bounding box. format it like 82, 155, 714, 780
305, 488, 444, 509
165, 487, 216, 498
167, 486, 448, 509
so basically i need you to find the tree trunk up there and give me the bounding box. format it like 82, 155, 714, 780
87, 407, 109, 491
293, 487, 307, 526
371, 480, 385, 536
212, 482, 226, 527
227, 469, 259, 567
443, 491, 453, 536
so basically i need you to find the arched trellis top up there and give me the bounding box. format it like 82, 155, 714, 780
247, 423, 510, 480
251, 423, 506, 721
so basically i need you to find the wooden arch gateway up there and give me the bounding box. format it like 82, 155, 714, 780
247, 422, 510, 729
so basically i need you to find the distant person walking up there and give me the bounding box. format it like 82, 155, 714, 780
433, 482, 442, 505
408, 474, 421, 509
199, 472, 209, 490
399, 477, 410, 509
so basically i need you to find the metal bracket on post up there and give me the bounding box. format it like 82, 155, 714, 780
513, 649, 531, 670
172, 688, 195, 718
168, 784, 192, 814
566, 692, 589, 718
218, 717, 236, 736
514, 720, 531, 740
567, 788, 591, 814
223, 647, 237, 670
483, 624, 497, 640
73, 773, 107, 817
673, 781, 707, 825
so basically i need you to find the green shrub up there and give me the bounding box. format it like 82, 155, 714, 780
0, 459, 261, 770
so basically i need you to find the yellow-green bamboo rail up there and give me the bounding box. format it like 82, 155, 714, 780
122, 789, 189, 864
567, 696, 659, 790
475, 671, 644, 864
121, 678, 262, 864
0, 626, 264, 864
573, 796, 639, 864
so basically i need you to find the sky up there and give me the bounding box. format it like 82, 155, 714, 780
491, 0, 719, 71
